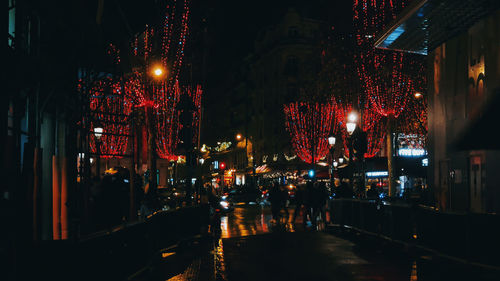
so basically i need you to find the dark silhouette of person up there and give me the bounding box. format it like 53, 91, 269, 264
311, 182, 329, 228
293, 185, 306, 224
279, 185, 290, 222
367, 182, 379, 199
268, 183, 282, 223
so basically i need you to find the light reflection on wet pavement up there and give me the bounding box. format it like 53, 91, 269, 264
154, 205, 499, 281
220, 205, 297, 238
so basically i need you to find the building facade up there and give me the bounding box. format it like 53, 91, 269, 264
246, 8, 326, 167
376, 0, 500, 213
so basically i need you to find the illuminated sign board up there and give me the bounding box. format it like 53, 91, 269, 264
366, 171, 389, 177
397, 134, 426, 157
397, 148, 426, 157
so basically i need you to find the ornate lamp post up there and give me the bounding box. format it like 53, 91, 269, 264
328, 134, 336, 192
346, 112, 357, 187
93, 125, 103, 179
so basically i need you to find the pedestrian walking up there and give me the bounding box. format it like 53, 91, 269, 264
292, 184, 307, 224
311, 182, 328, 228
279, 184, 290, 223
268, 182, 282, 223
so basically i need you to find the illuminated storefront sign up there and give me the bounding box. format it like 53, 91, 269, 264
397, 148, 426, 157
397, 134, 426, 157
366, 171, 389, 177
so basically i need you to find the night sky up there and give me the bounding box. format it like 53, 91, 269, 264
198, 0, 353, 143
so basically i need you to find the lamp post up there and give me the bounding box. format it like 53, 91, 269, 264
93, 125, 103, 179
146, 64, 165, 195
328, 135, 336, 192
346, 112, 357, 187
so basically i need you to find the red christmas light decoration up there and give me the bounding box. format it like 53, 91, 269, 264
80, 0, 195, 161
84, 78, 133, 158
183, 84, 203, 144
284, 102, 338, 164
353, 0, 424, 119
126, 0, 193, 159
155, 82, 181, 160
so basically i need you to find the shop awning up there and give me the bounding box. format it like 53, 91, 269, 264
374, 0, 500, 55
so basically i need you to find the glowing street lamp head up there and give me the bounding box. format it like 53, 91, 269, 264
414, 92, 423, 99
328, 136, 336, 147
154, 68, 163, 76
348, 112, 358, 123
151, 65, 166, 78
236, 133, 243, 141
346, 122, 356, 135
93, 126, 104, 140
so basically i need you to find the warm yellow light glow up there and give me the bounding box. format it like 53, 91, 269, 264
414, 92, 422, 98
151, 65, 166, 78
236, 134, 243, 141
154, 68, 163, 76
162, 252, 176, 258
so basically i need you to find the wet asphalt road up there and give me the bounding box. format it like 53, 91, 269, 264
145, 205, 499, 281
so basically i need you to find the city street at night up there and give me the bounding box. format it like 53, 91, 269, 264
136, 205, 499, 281
4, 0, 500, 280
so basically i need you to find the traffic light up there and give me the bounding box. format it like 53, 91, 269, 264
308, 169, 315, 178
220, 162, 226, 170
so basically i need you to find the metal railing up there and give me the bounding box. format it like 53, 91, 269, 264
17, 205, 210, 281
328, 199, 500, 268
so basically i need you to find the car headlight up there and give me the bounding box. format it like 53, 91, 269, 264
220, 201, 229, 208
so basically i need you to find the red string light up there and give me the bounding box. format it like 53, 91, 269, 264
155, 82, 181, 160
81, 0, 194, 161
84, 78, 133, 158
284, 102, 337, 164
353, 0, 422, 119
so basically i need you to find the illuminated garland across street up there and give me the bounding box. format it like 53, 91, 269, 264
80, 0, 197, 161
284, 102, 337, 164
185, 84, 203, 144
84, 78, 133, 158
155, 82, 181, 160
127, 0, 195, 159
353, 0, 425, 120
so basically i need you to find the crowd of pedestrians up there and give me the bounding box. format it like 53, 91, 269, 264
268, 181, 329, 227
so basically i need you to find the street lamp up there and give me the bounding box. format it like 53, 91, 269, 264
346, 112, 358, 188
151, 65, 166, 79
328, 135, 336, 147
346, 122, 356, 135
328, 134, 336, 192
93, 125, 103, 179
236, 133, 243, 141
